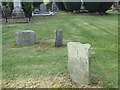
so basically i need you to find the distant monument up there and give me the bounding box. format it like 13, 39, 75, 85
12, 0, 25, 18
51, 2, 59, 12
40, 3, 48, 14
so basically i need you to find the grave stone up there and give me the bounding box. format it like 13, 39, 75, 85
15, 30, 36, 46
67, 42, 91, 84
12, 0, 25, 18
54, 29, 63, 47
80, 5, 88, 13
13, 0, 21, 8
12, 6, 25, 18
40, 3, 47, 14
51, 2, 59, 12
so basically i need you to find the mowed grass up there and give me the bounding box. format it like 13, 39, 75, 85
2, 11, 118, 88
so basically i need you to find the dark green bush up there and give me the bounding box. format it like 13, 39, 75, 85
7, 2, 13, 14
55, 0, 66, 11
63, 2, 81, 12
2, 2, 7, 6
84, 2, 100, 12
84, 2, 113, 13
2, 5, 11, 20
46, 2, 52, 11
22, 2, 32, 17
33, 2, 43, 8
98, 2, 113, 13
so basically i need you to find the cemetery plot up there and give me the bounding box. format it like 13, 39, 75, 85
2, 10, 118, 88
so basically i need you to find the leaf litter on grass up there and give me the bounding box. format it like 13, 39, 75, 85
2, 74, 101, 88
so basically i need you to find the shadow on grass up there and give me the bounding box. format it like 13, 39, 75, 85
10, 39, 71, 48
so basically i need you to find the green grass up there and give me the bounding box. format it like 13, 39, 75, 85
2, 11, 118, 88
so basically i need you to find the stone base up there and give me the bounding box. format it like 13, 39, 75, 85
12, 7, 25, 18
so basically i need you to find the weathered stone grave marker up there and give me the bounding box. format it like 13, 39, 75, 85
51, 2, 59, 12
15, 30, 36, 46
67, 42, 91, 84
40, 3, 47, 14
12, 0, 25, 18
54, 29, 63, 47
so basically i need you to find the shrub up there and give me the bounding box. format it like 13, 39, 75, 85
2, 5, 11, 22
2, 2, 7, 6
7, 2, 14, 16
54, 0, 66, 11
7, 2, 13, 11
63, 2, 81, 12
84, 1, 113, 13
22, 2, 32, 17
46, 2, 52, 11
33, 2, 43, 8
98, 2, 113, 13
84, 2, 101, 12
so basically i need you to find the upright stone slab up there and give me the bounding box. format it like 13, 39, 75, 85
13, 0, 22, 8
15, 30, 36, 46
12, 6, 25, 18
67, 42, 91, 84
54, 29, 63, 47
51, 2, 59, 12
40, 3, 47, 14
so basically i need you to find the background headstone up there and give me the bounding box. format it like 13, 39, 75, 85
51, 2, 59, 12
12, 6, 25, 18
15, 30, 36, 46
67, 42, 91, 84
13, 0, 22, 8
40, 3, 47, 13
54, 29, 63, 47
12, 0, 25, 18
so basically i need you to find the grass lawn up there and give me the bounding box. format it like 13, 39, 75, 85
2, 11, 118, 88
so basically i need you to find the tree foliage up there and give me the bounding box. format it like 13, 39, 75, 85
33, 2, 43, 8
84, 2, 113, 13
22, 2, 32, 17
63, 2, 81, 12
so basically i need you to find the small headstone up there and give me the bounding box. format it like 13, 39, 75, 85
40, 3, 47, 14
15, 30, 36, 46
67, 42, 91, 84
54, 29, 63, 47
51, 2, 59, 12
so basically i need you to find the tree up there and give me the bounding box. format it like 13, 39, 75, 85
2, 5, 11, 22
22, 2, 32, 22
84, 2, 113, 14
33, 2, 43, 8
54, 0, 66, 11
63, 2, 81, 12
